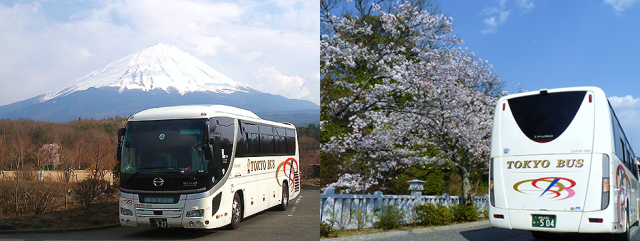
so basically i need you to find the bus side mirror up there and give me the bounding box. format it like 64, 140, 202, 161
204, 143, 214, 160
118, 128, 126, 137
204, 123, 214, 160
116, 128, 126, 162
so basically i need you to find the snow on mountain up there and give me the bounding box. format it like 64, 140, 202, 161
40, 43, 249, 102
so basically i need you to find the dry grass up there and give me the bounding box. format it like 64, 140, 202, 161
0, 180, 120, 230
1, 201, 119, 230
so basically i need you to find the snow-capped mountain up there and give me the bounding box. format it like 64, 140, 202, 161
41, 43, 249, 102
0, 44, 318, 124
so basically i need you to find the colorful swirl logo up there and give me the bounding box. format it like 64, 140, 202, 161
616, 164, 629, 229
513, 177, 576, 200
275, 158, 299, 191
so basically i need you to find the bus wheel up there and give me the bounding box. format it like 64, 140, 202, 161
227, 192, 242, 230
277, 182, 289, 211
615, 205, 631, 241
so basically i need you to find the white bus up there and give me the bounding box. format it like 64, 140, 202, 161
489, 87, 639, 240
117, 105, 300, 229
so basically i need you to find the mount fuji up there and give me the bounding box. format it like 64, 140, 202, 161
0, 44, 319, 124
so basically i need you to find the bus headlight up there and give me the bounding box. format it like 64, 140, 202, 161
120, 208, 133, 216
186, 209, 204, 217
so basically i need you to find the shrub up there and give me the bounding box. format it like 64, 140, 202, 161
27, 182, 64, 214
73, 178, 109, 217
413, 203, 452, 226
373, 205, 405, 230
327, 210, 350, 231
0, 182, 12, 215
351, 208, 367, 230
451, 205, 478, 222
320, 221, 335, 237
0, 181, 64, 216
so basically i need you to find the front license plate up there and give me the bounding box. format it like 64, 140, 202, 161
532, 215, 556, 228
150, 218, 168, 228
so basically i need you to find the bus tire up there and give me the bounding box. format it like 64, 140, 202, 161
227, 192, 242, 230
615, 204, 631, 241
277, 182, 289, 211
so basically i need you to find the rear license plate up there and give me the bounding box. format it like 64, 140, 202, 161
150, 218, 168, 228
532, 215, 556, 228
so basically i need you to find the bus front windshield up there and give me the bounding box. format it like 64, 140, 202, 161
121, 119, 209, 175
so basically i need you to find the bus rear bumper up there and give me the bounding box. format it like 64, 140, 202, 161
489, 207, 620, 234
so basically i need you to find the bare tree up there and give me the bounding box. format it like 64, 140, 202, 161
9, 123, 33, 217
83, 132, 115, 180
59, 143, 83, 210
0, 136, 7, 173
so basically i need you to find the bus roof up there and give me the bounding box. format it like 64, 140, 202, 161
499, 86, 605, 101
129, 105, 262, 122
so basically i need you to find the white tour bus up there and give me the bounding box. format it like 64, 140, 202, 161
489, 87, 639, 240
117, 105, 300, 229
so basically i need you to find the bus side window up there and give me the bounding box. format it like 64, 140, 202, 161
250, 133, 261, 155
235, 123, 247, 157
276, 136, 286, 155
286, 128, 296, 155
211, 117, 235, 173
621, 139, 626, 165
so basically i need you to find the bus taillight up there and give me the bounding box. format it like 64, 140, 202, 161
602, 154, 610, 210
589, 218, 603, 223
490, 158, 495, 207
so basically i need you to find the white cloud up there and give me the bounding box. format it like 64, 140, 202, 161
255, 66, 310, 100
609, 95, 640, 108
609, 95, 640, 150
604, 0, 639, 13
480, 0, 534, 34
481, 0, 510, 34
518, 0, 535, 11
0, 0, 320, 105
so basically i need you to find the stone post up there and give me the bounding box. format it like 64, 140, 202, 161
407, 179, 425, 196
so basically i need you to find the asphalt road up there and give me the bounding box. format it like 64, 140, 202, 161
0, 186, 320, 241
370, 221, 640, 241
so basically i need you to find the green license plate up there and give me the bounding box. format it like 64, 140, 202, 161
532, 215, 556, 228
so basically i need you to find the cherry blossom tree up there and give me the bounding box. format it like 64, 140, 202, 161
321, 1, 502, 205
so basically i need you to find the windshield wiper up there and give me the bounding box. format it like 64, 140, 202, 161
125, 167, 166, 180
153, 169, 184, 174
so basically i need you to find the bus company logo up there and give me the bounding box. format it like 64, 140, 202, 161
275, 158, 299, 191
158, 133, 165, 140
513, 177, 576, 200
616, 165, 630, 230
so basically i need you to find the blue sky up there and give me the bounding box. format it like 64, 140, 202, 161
439, 0, 640, 153
0, 0, 319, 106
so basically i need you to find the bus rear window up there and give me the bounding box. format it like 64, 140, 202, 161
508, 91, 586, 143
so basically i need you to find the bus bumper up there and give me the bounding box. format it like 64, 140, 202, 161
119, 191, 230, 229
489, 207, 621, 234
